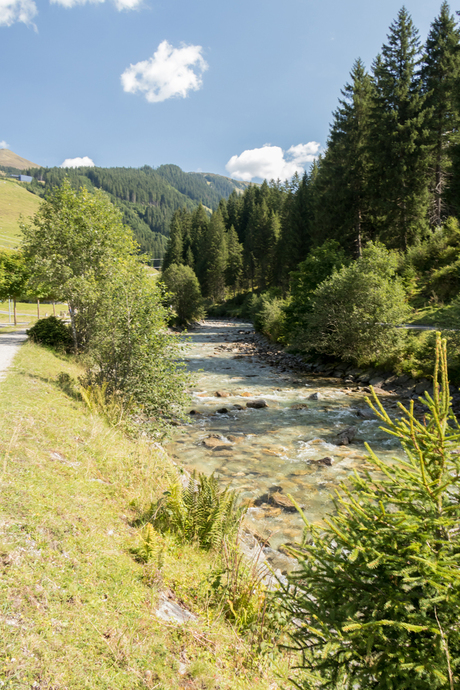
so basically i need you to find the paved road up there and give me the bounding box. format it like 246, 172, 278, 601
0, 329, 27, 382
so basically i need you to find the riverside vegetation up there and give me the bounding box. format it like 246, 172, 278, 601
161, 4, 460, 384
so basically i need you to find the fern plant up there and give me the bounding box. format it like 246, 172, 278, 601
279, 333, 460, 690
151, 471, 246, 550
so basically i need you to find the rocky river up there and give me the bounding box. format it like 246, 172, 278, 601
165, 320, 408, 566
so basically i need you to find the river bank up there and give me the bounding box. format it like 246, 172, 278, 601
166, 320, 409, 565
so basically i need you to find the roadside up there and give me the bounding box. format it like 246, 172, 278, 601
0, 328, 27, 381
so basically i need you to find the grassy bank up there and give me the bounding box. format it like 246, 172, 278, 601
0, 342, 284, 689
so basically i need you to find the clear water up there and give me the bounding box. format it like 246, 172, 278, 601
166, 320, 404, 550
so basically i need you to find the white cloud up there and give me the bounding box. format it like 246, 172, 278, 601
50, 0, 141, 10
61, 156, 95, 168
225, 142, 322, 182
0, 0, 37, 27
121, 40, 208, 103
0, 140, 10, 149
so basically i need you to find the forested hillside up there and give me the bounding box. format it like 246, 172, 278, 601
163, 3, 460, 378
5, 164, 250, 259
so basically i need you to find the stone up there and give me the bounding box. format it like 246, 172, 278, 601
215, 390, 230, 398
369, 376, 385, 387
308, 392, 320, 400
216, 407, 229, 414
355, 408, 374, 419
202, 436, 229, 449
335, 426, 357, 446
231, 404, 244, 410
239, 391, 252, 397
227, 434, 245, 443
155, 594, 196, 625
415, 379, 431, 395
290, 403, 309, 410
246, 399, 268, 409
313, 456, 333, 466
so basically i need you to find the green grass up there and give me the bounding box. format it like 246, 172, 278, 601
408, 303, 460, 330
0, 179, 41, 250
0, 342, 285, 689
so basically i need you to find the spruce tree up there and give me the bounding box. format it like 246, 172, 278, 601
421, 2, 460, 225
315, 59, 374, 256
370, 7, 430, 249
279, 333, 460, 689
162, 210, 184, 271
225, 225, 243, 295
202, 210, 227, 301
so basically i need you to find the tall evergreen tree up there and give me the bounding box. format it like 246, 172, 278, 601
370, 7, 429, 249
202, 211, 227, 301
225, 225, 243, 295
315, 59, 374, 256
162, 210, 184, 271
421, 2, 460, 225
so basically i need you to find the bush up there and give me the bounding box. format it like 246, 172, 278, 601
304, 243, 411, 365
27, 316, 73, 350
252, 294, 287, 343
84, 259, 190, 428
278, 334, 460, 689
161, 263, 205, 327
151, 471, 246, 550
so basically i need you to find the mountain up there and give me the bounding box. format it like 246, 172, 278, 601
0, 149, 40, 171
11, 163, 252, 258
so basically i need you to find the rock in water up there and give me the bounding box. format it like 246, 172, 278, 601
309, 392, 320, 400
246, 399, 268, 409
335, 426, 357, 445
216, 407, 229, 414
215, 390, 229, 398
313, 456, 333, 466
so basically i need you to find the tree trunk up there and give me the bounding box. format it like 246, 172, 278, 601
68, 303, 78, 354
37, 299, 40, 320
13, 297, 17, 327
52, 301, 56, 316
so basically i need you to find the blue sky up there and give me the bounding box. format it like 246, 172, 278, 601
0, 0, 453, 180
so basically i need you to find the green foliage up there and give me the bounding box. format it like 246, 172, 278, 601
79, 381, 138, 428
27, 315, 73, 350
284, 240, 348, 342
83, 260, 189, 427
161, 263, 205, 327
151, 471, 246, 551
251, 293, 287, 343
130, 524, 165, 565
278, 334, 460, 689
304, 243, 411, 364
403, 217, 460, 304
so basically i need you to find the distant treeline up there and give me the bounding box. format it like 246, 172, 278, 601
164, 3, 460, 294
13, 164, 249, 259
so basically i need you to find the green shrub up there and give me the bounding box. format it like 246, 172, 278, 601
304, 243, 411, 365
161, 263, 206, 327
252, 294, 287, 343
278, 334, 460, 689
27, 316, 73, 350
151, 471, 246, 550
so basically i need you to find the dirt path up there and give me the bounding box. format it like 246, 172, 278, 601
0, 329, 27, 381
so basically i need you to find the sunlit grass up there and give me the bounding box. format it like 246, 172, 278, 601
0, 342, 283, 689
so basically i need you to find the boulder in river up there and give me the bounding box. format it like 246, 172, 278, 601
215, 390, 230, 398
254, 486, 301, 512
309, 392, 321, 400
246, 399, 268, 409
216, 407, 230, 415
313, 456, 333, 466
335, 426, 357, 445
232, 404, 244, 410
355, 408, 374, 419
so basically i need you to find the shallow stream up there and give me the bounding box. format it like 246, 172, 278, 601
166, 320, 405, 551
